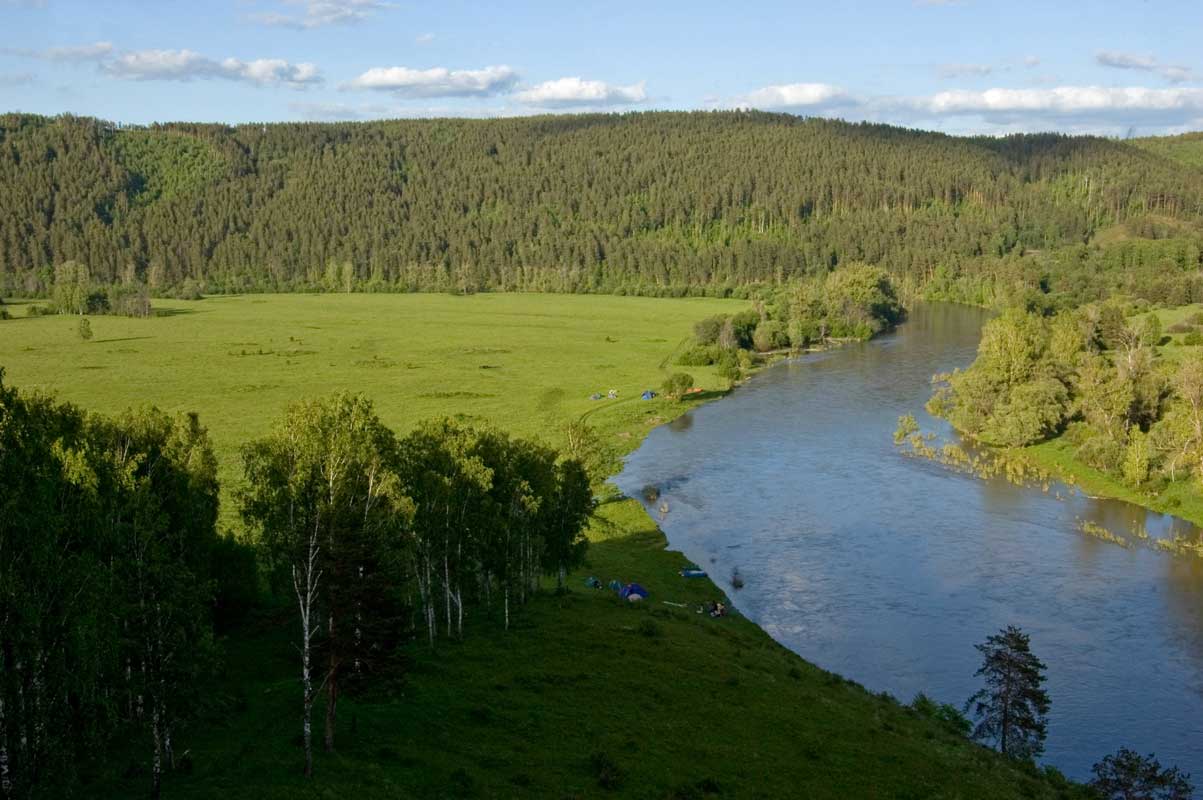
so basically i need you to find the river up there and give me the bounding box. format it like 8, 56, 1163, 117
613, 303, 1203, 782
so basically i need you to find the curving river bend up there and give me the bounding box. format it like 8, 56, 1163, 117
614, 303, 1203, 782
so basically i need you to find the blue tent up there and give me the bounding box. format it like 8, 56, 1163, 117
619, 583, 649, 600
641, 390, 656, 400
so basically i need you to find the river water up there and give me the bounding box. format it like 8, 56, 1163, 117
614, 303, 1203, 782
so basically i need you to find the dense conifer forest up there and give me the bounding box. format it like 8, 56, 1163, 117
3, 111, 1203, 299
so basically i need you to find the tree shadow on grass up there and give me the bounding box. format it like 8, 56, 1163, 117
94, 336, 153, 344
152, 307, 204, 317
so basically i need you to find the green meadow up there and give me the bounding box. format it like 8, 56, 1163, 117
0, 293, 736, 524
0, 294, 1083, 798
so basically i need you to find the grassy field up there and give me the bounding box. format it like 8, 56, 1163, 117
0, 294, 1083, 798
0, 293, 735, 526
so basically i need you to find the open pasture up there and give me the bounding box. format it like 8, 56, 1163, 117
0, 292, 740, 521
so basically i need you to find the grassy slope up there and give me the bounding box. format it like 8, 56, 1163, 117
1022, 304, 1203, 527
0, 295, 1080, 798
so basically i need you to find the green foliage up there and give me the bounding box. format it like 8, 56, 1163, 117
109, 127, 229, 205
752, 318, 788, 352
1133, 131, 1203, 169
92, 497, 1091, 799
53, 260, 93, 314
692, 315, 726, 345
676, 343, 722, 366
1090, 748, 1194, 800
0, 376, 220, 797
784, 264, 904, 345
930, 299, 1203, 510
924, 237, 1203, 312
0, 294, 739, 528
562, 419, 617, 491
910, 692, 971, 737
663, 372, 695, 399
716, 351, 742, 384
932, 309, 1073, 447
77, 316, 92, 340
1122, 428, 1153, 487
106, 281, 152, 317
0, 296, 1095, 798
966, 626, 1050, 760
894, 413, 920, 444
728, 310, 761, 349
3, 112, 1203, 298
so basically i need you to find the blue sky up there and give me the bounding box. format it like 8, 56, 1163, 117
1, 0, 1201, 135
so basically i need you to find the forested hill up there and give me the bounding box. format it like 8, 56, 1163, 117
2, 110, 1203, 297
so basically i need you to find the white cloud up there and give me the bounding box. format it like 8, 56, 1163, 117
937, 63, 993, 79
42, 41, 113, 61
103, 49, 321, 88
1097, 51, 1158, 71
253, 0, 391, 29
735, 80, 1203, 134
289, 100, 520, 120
415, 32, 435, 44
513, 77, 647, 108
1023, 56, 1041, 68
921, 86, 1203, 116
344, 65, 518, 97
1096, 50, 1196, 84
2, 41, 112, 62
736, 82, 852, 110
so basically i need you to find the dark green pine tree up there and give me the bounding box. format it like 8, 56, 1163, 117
1090, 748, 1194, 800
964, 625, 1051, 760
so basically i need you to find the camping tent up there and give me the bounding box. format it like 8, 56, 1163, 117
641, 390, 656, 400
619, 583, 649, 601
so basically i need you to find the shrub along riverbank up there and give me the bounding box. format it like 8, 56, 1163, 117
927, 300, 1203, 537
1, 292, 1088, 797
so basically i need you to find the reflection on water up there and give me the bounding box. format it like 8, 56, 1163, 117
614, 304, 1203, 781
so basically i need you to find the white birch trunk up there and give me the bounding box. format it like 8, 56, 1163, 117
293, 526, 321, 778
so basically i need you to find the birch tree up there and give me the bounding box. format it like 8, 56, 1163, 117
0, 372, 221, 798
241, 393, 412, 776
543, 459, 594, 589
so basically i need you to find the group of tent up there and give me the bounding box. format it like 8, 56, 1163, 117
586, 389, 659, 400
583, 576, 649, 602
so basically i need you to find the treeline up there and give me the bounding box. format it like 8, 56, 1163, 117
923, 231, 1203, 312
0, 378, 594, 796
928, 304, 1203, 494
2, 112, 1203, 298
678, 264, 905, 379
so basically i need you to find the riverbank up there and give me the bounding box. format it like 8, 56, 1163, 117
1022, 438, 1203, 532
620, 301, 1203, 783
2, 295, 1087, 797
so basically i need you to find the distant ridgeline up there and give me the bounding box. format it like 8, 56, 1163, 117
2, 111, 1203, 302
